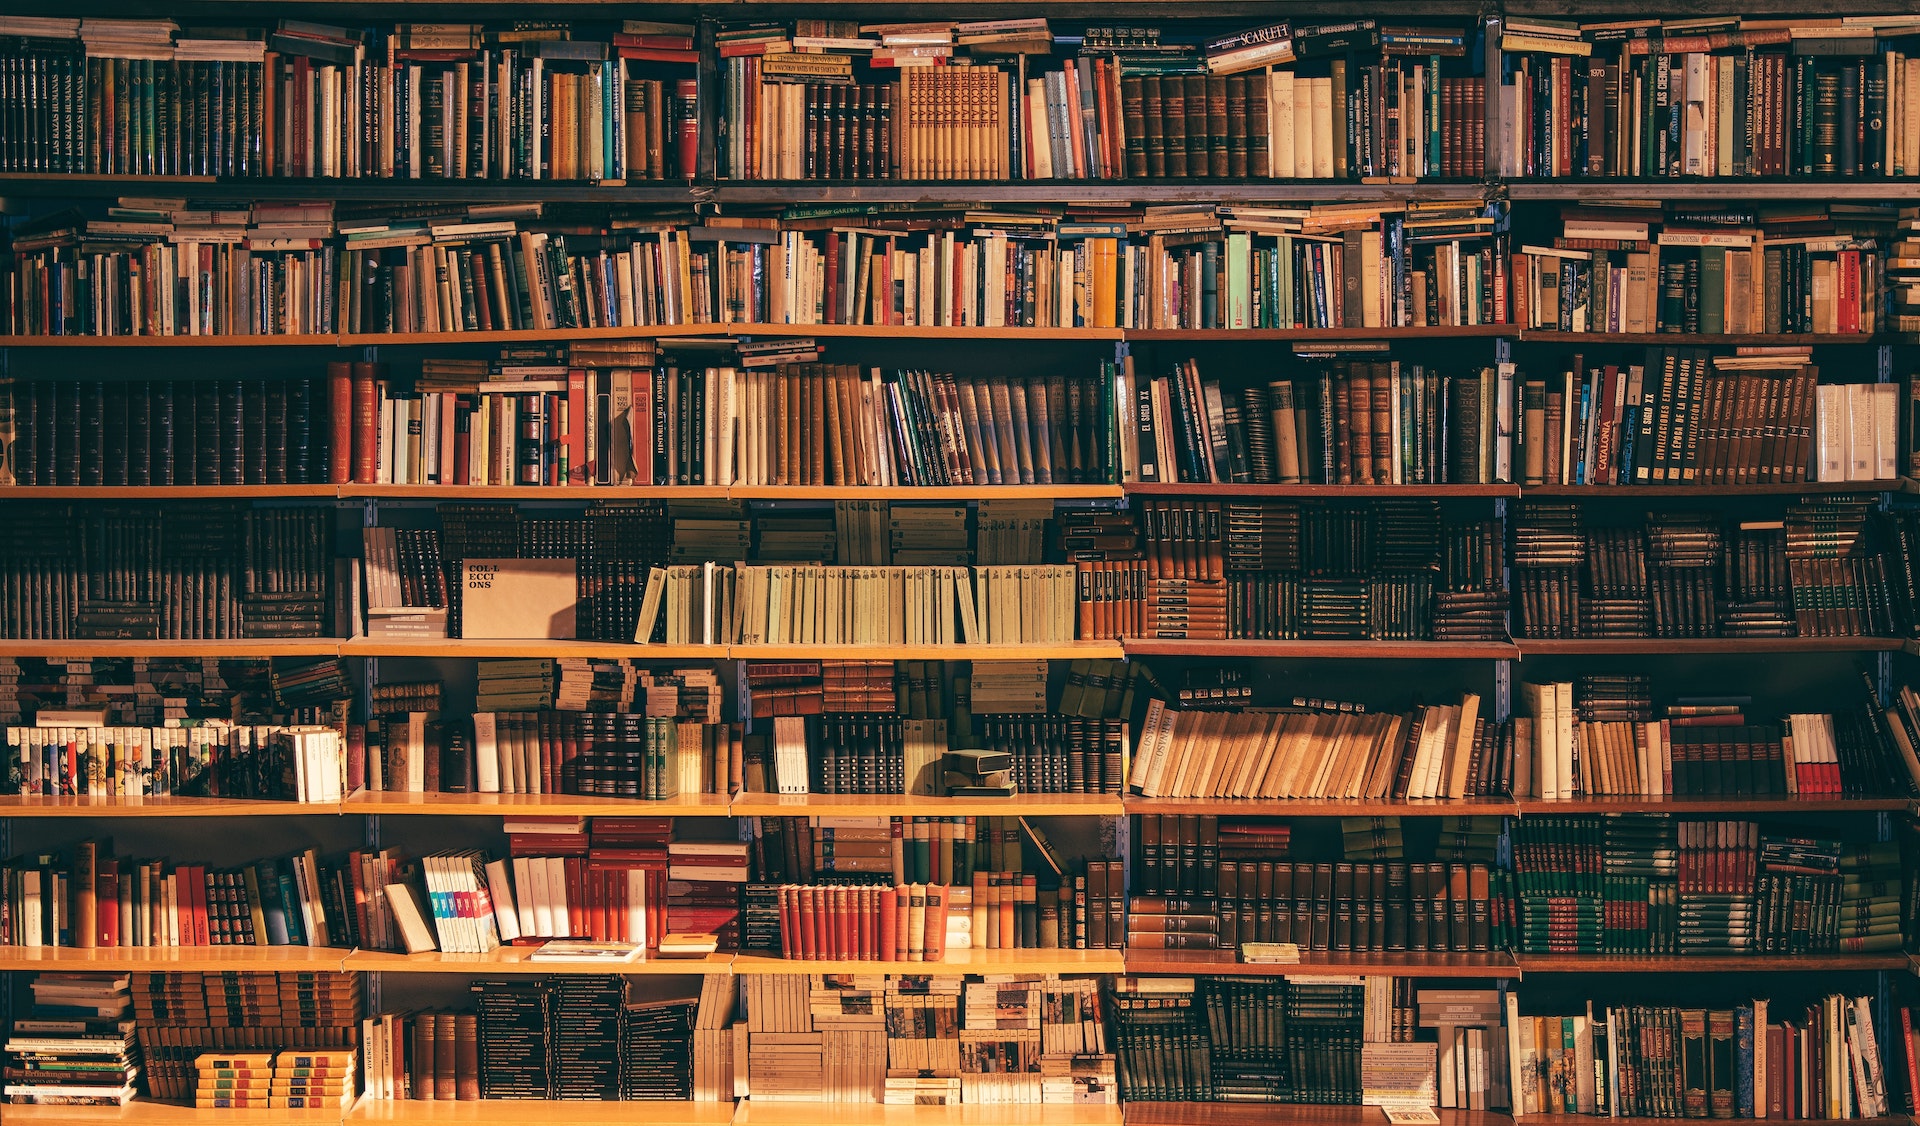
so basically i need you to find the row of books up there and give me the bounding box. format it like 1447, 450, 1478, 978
1, 844, 361, 950
0, 199, 1516, 335
632, 562, 1080, 646
1505, 994, 1892, 1120
1510, 499, 1913, 641
0, 503, 338, 641
1127, 859, 1499, 952
1515, 679, 1920, 800
129, 969, 362, 1104
3, 722, 348, 802
1512, 350, 1900, 488
1130, 694, 1513, 800
1495, 17, 1920, 180
718, 54, 1487, 182
0, 18, 699, 180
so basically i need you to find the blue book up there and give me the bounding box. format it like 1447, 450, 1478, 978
1735, 1003, 1755, 1118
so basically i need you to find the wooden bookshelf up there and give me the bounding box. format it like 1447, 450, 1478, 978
0, 945, 358, 973
726, 484, 1121, 500
341, 949, 736, 974
1120, 1105, 1512, 1126
349, 1101, 738, 1125
730, 792, 1125, 817
1118, 949, 1518, 978
341, 791, 736, 817
730, 948, 1125, 975
1125, 326, 1514, 342
1124, 797, 1518, 816
1510, 953, 1907, 974
1521, 481, 1899, 498
0, 485, 344, 500
731, 642, 1126, 661
338, 639, 730, 660
0, 795, 327, 818
736, 1105, 1122, 1126
1515, 637, 1906, 656
1121, 639, 1520, 660
1517, 331, 1887, 346
1513, 796, 1914, 814
0, 639, 342, 658
1506, 178, 1920, 201
1124, 483, 1520, 498
343, 483, 730, 501
2, 1099, 344, 1123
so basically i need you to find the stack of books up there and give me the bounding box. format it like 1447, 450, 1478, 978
3, 973, 139, 1108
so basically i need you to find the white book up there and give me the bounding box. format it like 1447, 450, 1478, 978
484, 859, 521, 943
545, 855, 571, 939
472, 712, 500, 794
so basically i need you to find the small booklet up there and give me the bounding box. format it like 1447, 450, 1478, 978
1381, 1106, 1441, 1124
1239, 941, 1302, 964
528, 939, 645, 963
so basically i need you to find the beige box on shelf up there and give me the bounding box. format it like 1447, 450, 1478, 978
460, 559, 577, 639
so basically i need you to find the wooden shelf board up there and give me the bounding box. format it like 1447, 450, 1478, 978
0, 795, 328, 818
1121, 1105, 1510, 1126
342, 791, 735, 816
737, 1105, 1120, 1126
726, 484, 1121, 500
1512, 953, 1907, 973
342, 949, 736, 974
1124, 797, 1517, 816
3, 1098, 342, 1122
1127, 326, 1512, 342
1522, 481, 1897, 497
348, 1100, 737, 1125
0, 944, 356, 972
1122, 639, 1518, 660
0, 334, 344, 348
1517, 331, 1883, 346
1120, 949, 1517, 977
730, 948, 1124, 975
0, 485, 342, 499
1515, 797, 1913, 814
338, 639, 724, 659
0, 639, 341, 658
713, 181, 1484, 206
733, 643, 1125, 660
1506, 178, 1920, 201
343, 484, 730, 500
1515, 637, 1904, 656
1124, 483, 1519, 498
731, 792, 1124, 817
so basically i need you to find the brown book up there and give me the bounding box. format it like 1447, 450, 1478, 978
454, 1012, 480, 1100
411, 1012, 436, 1100
1206, 75, 1230, 176
1123, 75, 1150, 177
1225, 76, 1249, 177
1247, 72, 1270, 177
1446, 864, 1470, 952
327, 362, 353, 485
1369, 362, 1394, 483
1143, 77, 1167, 177
351, 362, 381, 484
1160, 77, 1187, 177
1330, 57, 1349, 179
434, 1011, 457, 1100
1182, 75, 1208, 178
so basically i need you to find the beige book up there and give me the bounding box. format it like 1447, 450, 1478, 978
1848, 382, 1877, 481
1270, 69, 1296, 179
463, 559, 576, 639
1294, 77, 1316, 178
1446, 694, 1481, 800
1310, 77, 1335, 177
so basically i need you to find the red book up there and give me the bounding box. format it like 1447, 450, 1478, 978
879, 886, 898, 961
189, 866, 212, 946
674, 78, 699, 180
619, 47, 699, 63
777, 886, 795, 957
810, 886, 829, 959
614, 33, 694, 49
96, 859, 119, 948
351, 363, 380, 483
565, 369, 588, 483
859, 887, 875, 959
327, 362, 354, 483
824, 233, 840, 325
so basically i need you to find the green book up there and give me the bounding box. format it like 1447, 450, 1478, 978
1698, 247, 1726, 335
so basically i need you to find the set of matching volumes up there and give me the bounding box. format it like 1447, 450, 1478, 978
3, 722, 350, 802
132, 970, 362, 1103
636, 562, 1081, 646
0, 17, 697, 180
1496, 15, 1920, 180
1130, 694, 1511, 800
1515, 205, 1888, 336
1504, 994, 1891, 1121
1513, 349, 1899, 487
190, 1047, 357, 1110
0, 375, 329, 487
775, 882, 953, 961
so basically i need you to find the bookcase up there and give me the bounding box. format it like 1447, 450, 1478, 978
2, 1, 1920, 1125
